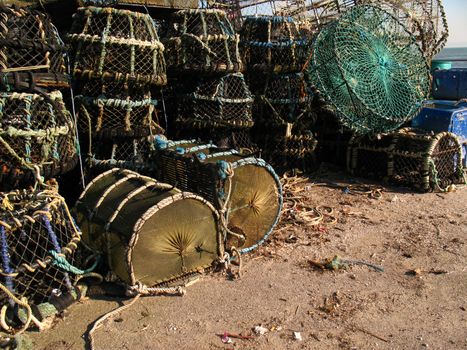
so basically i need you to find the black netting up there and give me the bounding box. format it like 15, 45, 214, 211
178, 72, 254, 129
250, 72, 311, 126
255, 125, 318, 173
0, 5, 68, 90
176, 126, 257, 153
89, 136, 153, 173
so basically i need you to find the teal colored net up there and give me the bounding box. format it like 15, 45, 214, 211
308, 5, 430, 135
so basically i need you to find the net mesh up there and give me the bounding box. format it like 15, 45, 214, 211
0, 5, 67, 89
68, 6, 166, 85
0, 91, 78, 190
250, 72, 311, 126
0, 189, 82, 306
0, 5, 65, 73
281, 0, 448, 59
89, 136, 153, 174
178, 72, 254, 129
176, 127, 257, 153
255, 126, 318, 173
202, 1, 285, 30
208, 1, 448, 59
308, 5, 430, 134
163, 9, 243, 74
240, 15, 309, 73
347, 128, 465, 191
76, 85, 159, 140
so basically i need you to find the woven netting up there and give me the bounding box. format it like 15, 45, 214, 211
0, 91, 78, 189
240, 15, 309, 73
250, 72, 311, 126
175, 127, 257, 153
308, 5, 430, 135
75, 84, 159, 140
68, 7, 166, 85
178, 72, 254, 129
0, 5, 68, 90
347, 128, 465, 192
89, 136, 152, 173
256, 128, 318, 173
151, 137, 282, 253
0, 189, 82, 312
283, 0, 449, 59
347, 132, 395, 179
202, 1, 277, 30
163, 9, 242, 74
75, 168, 220, 287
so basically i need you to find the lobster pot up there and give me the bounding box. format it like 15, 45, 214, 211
260, 131, 318, 172
308, 5, 430, 135
163, 9, 242, 74
68, 7, 166, 85
240, 16, 309, 73
390, 129, 464, 192
89, 136, 152, 173
151, 139, 282, 253
75, 168, 219, 286
347, 129, 464, 191
347, 133, 396, 179
251, 72, 311, 126
0, 5, 68, 90
178, 73, 254, 130
176, 127, 257, 153
75, 92, 158, 139
0, 189, 82, 309
0, 91, 78, 190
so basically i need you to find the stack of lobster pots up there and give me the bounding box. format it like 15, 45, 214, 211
162, 9, 256, 151
0, 5, 78, 191
68, 5, 167, 173
240, 15, 317, 172
0, 5, 90, 334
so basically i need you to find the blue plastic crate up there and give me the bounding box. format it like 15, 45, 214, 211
412, 100, 467, 167
432, 68, 467, 100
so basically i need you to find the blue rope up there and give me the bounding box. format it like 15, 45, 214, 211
197, 152, 207, 160
49, 250, 99, 275
154, 135, 168, 150
0, 225, 15, 299
216, 160, 230, 180
42, 214, 72, 289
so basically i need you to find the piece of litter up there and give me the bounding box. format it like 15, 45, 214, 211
254, 325, 268, 335
221, 332, 233, 344
294, 332, 302, 341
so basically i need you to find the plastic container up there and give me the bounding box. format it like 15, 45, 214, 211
412, 100, 467, 167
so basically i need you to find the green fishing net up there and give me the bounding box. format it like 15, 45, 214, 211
309, 4, 430, 134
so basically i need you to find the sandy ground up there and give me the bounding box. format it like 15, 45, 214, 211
28, 169, 467, 350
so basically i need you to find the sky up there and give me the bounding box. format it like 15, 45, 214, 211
443, 0, 467, 47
